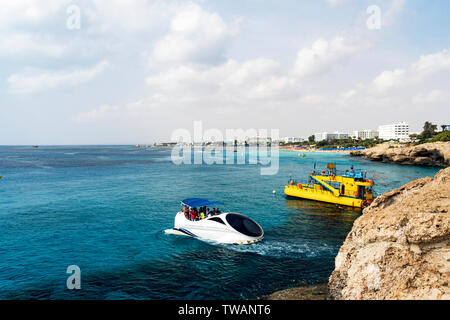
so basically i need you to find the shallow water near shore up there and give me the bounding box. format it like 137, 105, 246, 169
0, 146, 441, 299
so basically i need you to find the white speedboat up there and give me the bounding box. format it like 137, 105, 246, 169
165, 198, 264, 245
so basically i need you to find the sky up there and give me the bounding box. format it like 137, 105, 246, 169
1, 0, 449, 145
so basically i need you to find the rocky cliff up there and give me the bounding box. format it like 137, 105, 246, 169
350, 142, 450, 167
328, 167, 450, 300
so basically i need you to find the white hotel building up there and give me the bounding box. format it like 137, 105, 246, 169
282, 137, 306, 144
352, 130, 379, 140
378, 122, 410, 141
314, 132, 349, 141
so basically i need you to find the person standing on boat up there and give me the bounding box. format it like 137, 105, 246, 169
194, 208, 199, 220
349, 165, 355, 175
182, 206, 189, 218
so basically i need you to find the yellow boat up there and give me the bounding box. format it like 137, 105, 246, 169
284, 163, 374, 208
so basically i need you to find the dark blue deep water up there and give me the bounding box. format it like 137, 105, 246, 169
0, 146, 441, 299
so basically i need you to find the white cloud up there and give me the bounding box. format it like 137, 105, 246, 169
324, 0, 353, 6
145, 58, 297, 106
0, 0, 69, 25
4, 0, 443, 143
412, 49, 450, 77
383, 0, 406, 27
300, 94, 329, 105
138, 35, 369, 117
75, 104, 120, 123
319, 49, 450, 117
412, 90, 446, 105
74, 99, 158, 124
73, 57, 297, 127
294, 36, 366, 78
0, 34, 66, 57
7, 60, 110, 93
88, 0, 175, 31
372, 68, 406, 91
373, 49, 450, 92
340, 89, 357, 100
150, 3, 239, 65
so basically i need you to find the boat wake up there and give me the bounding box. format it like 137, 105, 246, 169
220, 239, 338, 259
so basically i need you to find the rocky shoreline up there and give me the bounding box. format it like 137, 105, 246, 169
350, 142, 450, 167
268, 166, 450, 300
329, 166, 449, 299
266, 283, 328, 300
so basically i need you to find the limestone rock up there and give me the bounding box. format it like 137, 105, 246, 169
350, 142, 450, 167
266, 283, 328, 300
328, 167, 450, 300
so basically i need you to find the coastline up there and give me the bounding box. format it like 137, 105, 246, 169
265, 283, 328, 300
350, 142, 450, 167
145, 145, 354, 154
279, 146, 351, 153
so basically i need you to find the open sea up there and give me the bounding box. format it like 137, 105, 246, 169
0, 146, 441, 299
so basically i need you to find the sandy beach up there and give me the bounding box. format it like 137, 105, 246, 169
279, 146, 352, 153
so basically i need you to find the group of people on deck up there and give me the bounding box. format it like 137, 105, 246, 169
182, 205, 221, 221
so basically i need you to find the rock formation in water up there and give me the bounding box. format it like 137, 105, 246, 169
266, 283, 328, 300
328, 167, 450, 300
350, 142, 450, 167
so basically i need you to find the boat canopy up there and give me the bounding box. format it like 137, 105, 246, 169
181, 198, 223, 208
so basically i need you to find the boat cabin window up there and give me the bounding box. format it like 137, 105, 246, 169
341, 184, 345, 195
225, 213, 262, 237
209, 217, 225, 225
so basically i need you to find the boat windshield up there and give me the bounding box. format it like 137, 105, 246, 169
225, 213, 262, 237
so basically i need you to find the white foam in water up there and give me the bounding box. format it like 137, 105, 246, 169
220, 240, 336, 258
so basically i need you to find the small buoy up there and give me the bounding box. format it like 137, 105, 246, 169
272, 190, 276, 194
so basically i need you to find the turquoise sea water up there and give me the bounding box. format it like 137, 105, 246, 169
0, 146, 441, 299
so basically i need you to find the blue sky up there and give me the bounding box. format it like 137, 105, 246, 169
1, 0, 449, 144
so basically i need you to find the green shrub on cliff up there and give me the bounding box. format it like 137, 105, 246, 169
414, 121, 449, 144
419, 121, 438, 139
429, 131, 450, 142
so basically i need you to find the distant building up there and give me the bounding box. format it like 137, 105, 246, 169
282, 137, 306, 144
378, 122, 410, 141
247, 136, 273, 145
444, 125, 450, 131
352, 129, 379, 140
314, 132, 349, 141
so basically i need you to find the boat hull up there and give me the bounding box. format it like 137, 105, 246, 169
285, 185, 364, 208
170, 212, 264, 245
